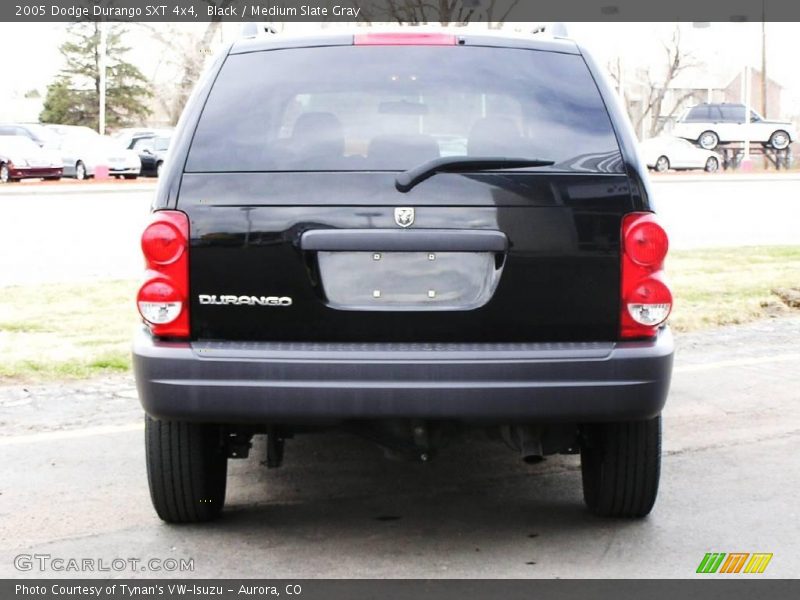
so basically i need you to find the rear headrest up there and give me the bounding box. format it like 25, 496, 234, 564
290, 112, 345, 159
467, 117, 523, 156
368, 134, 440, 168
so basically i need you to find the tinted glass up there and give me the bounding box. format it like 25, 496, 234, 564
687, 106, 709, 121
708, 106, 723, 121
154, 137, 170, 152
720, 105, 745, 122
23, 124, 58, 145
133, 138, 154, 151
187, 45, 622, 173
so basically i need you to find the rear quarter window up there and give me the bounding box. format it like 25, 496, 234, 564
686, 106, 710, 121
186, 45, 623, 174
720, 105, 746, 122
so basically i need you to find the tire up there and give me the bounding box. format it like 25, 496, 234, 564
580, 416, 661, 518
145, 416, 228, 523
0, 163, 9, 183
698, 130, 719, 150
704, 156, 719, 173
156, 161, 164, 177
123, 174, 138, 180
768, 130, 791, 150
654, 155, 670, 172
75, 161, 87, 180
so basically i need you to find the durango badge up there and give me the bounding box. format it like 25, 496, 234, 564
394, 207, 415, 228
199, 295, 292, 307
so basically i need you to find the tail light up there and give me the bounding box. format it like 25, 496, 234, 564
353, 33, 457, 45
620, 213, 672, 339
137, 211, 189, 338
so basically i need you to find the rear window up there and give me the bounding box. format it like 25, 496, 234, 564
186, 45, 622, 173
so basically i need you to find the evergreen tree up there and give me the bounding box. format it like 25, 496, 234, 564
40, 23, 151, 130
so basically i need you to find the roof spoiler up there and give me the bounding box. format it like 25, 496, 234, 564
531, 22, 570, 38
240, 22, 279, 39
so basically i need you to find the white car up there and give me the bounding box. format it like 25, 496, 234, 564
671, 103, 797, 151
639, 136, 721, 172
0, 135, 63, 182
46, 125, 141, 180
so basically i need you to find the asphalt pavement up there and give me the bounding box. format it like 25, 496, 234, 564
1, 174, 799, 286
1, 317, 799, 578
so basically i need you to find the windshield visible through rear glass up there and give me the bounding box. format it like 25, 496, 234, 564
186, 45, 622, 173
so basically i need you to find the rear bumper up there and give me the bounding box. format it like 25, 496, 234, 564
108, 167, 140, 175
133, 328, 673, 424
8, 167, 62, 179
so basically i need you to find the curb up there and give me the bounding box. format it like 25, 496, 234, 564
651, 174, 800, 184
0, 183, 157, 196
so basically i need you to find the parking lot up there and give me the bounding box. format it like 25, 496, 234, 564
1, 173, 799, 578
1, 316, 799, 578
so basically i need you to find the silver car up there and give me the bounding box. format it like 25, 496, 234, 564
46, 125, 142, 180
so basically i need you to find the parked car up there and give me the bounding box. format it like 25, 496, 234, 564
114, 127, 173, 153
639, 136, 720, 172
46, 125, 141, 179
0, 123, 62, 149
0, 135, 63, 183
672, 103, 797, 150
130, 135, 170, 177
133, 30, 674, 523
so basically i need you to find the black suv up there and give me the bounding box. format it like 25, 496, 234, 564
133, 31, 674, 523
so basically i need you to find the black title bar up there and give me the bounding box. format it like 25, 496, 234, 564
3, 0, 800, 23
4, 579, 800, 600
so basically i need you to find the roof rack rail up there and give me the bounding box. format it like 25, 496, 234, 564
240, 22, 279, 39
531, 22, 569, 39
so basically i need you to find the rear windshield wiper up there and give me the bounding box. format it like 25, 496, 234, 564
395, 156, 555, 193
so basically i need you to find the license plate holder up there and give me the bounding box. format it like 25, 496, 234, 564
316, 251, 502, 311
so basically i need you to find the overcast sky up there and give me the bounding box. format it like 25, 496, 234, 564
1, 21, 798, 114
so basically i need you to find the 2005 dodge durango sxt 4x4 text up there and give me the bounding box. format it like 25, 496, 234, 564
133, 30, 674, 523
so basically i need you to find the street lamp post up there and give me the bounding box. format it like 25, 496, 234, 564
98, 21, 107, 135
743, 65, 751, 167
694, 20, 763, 170
761, 1, 768, 117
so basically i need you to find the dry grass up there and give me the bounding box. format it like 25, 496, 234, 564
667, 246, 800, 332
0, 280, 138, 381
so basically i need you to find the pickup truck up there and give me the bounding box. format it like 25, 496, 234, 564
133, 30, 674, 523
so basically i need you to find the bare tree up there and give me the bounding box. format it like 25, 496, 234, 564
483, 0, 522, 29
139, 1, 233, 124
609, 27, 700, 138
139, 25, 203, 124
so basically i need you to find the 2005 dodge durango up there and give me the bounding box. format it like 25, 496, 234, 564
133, 30, 674, 523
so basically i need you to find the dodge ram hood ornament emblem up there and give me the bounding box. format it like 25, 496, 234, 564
394, 207, 415, 228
